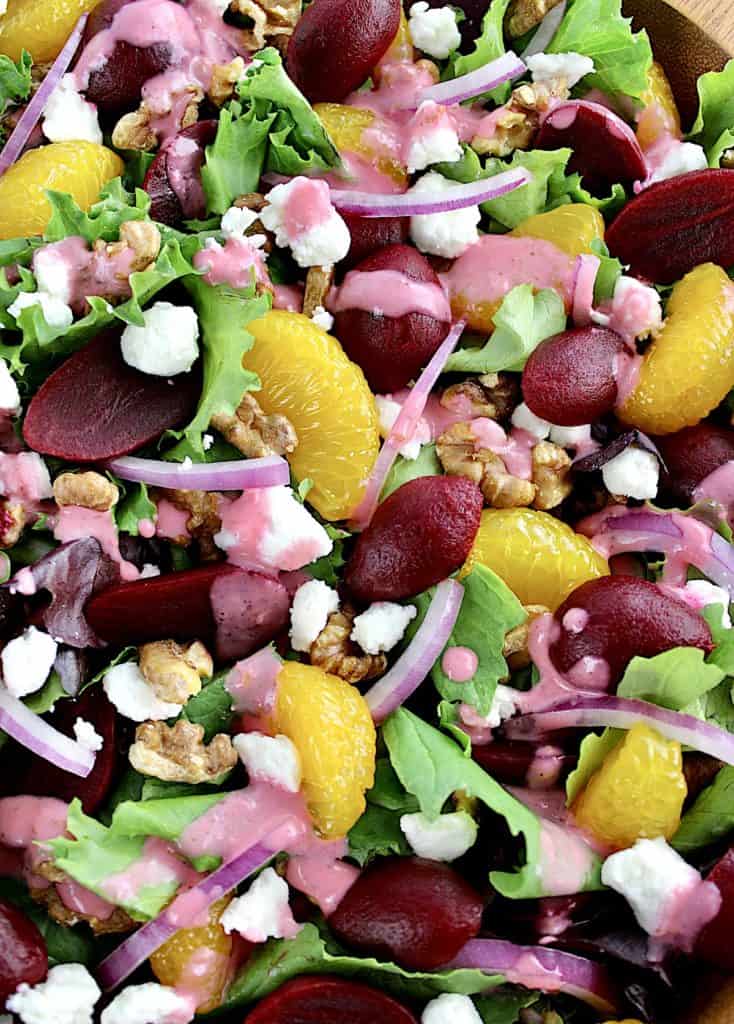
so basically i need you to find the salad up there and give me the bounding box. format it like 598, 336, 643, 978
0, 0, 733, 1019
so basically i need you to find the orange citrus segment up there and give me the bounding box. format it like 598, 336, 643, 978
0, 0, 99, 62
244, 311, 380, 521
636, 62, 682, 150
510, 204, 605, 258
573, 723, 686, 850
150, 897, 233, 1013
619, 263, 734, 435
315, 103, 407, 187
273, 661, 376, 839
0, 142, 123, 240
465, 508, 609, 610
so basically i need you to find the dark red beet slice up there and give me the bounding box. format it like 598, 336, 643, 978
342, 214, 409, 270
23, 331, 201, 462
329, 857, 483, 970
695, 847, 734, 970
85, 40, 173, 114
333, 243, 450, 393
287, 0, 401, 103
345, 476, 483, 602
85, 564, 290, 660
143, 121, 217, 227
536, 100, 647, 193
655, 424, 734, 505
14, 689, 117, 814
522, 326, 626, 426
82, 0, 131, 43
605, 169, 734, 285
473, 740, 576, 787
245, 976, 417, 1024
551, 575, 714, 687
0, 901, 47, 1005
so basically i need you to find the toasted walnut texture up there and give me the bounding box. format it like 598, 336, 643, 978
441, 375, 519, 422
0, 501, 26, 548
112, 87, 201, 151
506, 0, 565, 37
531, 441, 572, 511
472, 82, 563, 157
230, 0, 301, 50
302, 265, 335, 319
481, 453, 536, 508
139, 639, 213, 705
53, 471, 119, 511
211, 392, 298, 459
310, 607, 387, 684
166, 489, 222, 560
32, 862, 135, 934
208, 57, 246, 106
503, 604, 548, 669
130, 720, 238, 784
436, 422, 535, 508
117, 221, 161, 273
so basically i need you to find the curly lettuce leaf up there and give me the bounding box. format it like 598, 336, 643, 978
115, 481, 156, 536
44, 179, 150, 244
383, 709, 603, 898
201, 103, 274, 215
347, 758, 418, 866
673, 765, 734, 855
689, 59, 734, 167
617, 647, 725, 710
445, 284, 566, 374
0, 50, 32, 123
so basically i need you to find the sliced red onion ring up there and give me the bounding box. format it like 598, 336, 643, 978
0, 690, 94, 777
97, 839, 275, 990
106, 454, 290, 491
521, 0, 568, 57
505, 696, 734, 764
0, 15, 88, 177
571, 253, 600, 326
350, 320, 465, 530
364, 578, 464, 723
419, 51, 526, 107
448, 938, 619, 1014
330, 168, 531, 218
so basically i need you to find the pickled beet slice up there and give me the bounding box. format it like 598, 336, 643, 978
655, 424, 734, 504
333, 243, 450, 393
0, 900, 47, 1005
14, 688, 117, 814
85, 564, 290, 660
522, 326, 626, 426
342, 214, 409, 270
551, 575, 714, 687
329, 856, 483, 970
605, 169, 734, 285
82, 0, 131, 42
143, 121, 217, 227
536, 100, 647, 193
695, 847, 734, 970
85, 40, 173, 114
287, 0, 401, 103
345, 476, 483, 602
23, 331, 201, 462
245, 976, 417, 1024
473, 740, 576, 786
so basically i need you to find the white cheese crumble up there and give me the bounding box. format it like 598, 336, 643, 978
511, 402, 552, 439
100, 982, 193, 1024
526, 52, 595, 89
8, 964, 100, 1024
8, 290, 73, 330
220, 867, 301, 943
422, 993, 483, 1024
374, 395, 431, 460
1, 627, 57, 698
221, 205, 259, 239
601, 446, 659, 500
351, 602, 417, 654
233, 731, 302, 792
549, 423, 592, 449
408, 3, 462, 60
0, 358, 20, 415
685, 579, 732, 628
400, 810, 478, 862
289, 579, 339, 652
648, 141, 708, 185
260, 179, 350, 268
73, 717, 104, 753
103, 661, 183, 722
120, 302, 199, 377
310, 305, 334, 332
406, 101, 463, 174
42, 74, 102, 145
409, 171, 480, 259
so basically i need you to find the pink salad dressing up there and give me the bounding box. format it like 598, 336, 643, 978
193, 237, 271, 291
347, 60, 436, 118
225, 646, 282, 715
102, 836, 200, 907
441, 236, 576, 313
526, 745, 566, 791
441, 645, 478, 683
471, 418, 535, 480
694, 461, 734, 515
0, 796, 68, 887
272, 283, 304, 312
537, 819, 598, 895
323, 151, 406, 195
33, 236, 136, 314
329, 269, 451, 321
217, 490, 326, 574
504, 951, 563, 993
138, 517, 157, 539
53, 506, 139, 581
457, 702, 494, 745
0, 452, 52, 504
282, 178, 335, 240
55, 878, 116, 921
561, 608, 589, 633
156, 498, 191, 541
649, 877, 721, 957
10, 566, 37, 596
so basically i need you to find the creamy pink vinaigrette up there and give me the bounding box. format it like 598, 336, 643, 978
225, 647, 281, 715
282, 178, 335, 239
33, 237, 137, 313
441, 645, 478, 682
329, 269, 451, 320
54, 506, 140, 581
0, 452, 51, 504
526, 745, 566, 791
272, 283, 304, 312
471, 418, 535, 480
156, 498, 191, 540
193, 238, 270, 291
694, 461, 734, 514
102, 836, 200, 907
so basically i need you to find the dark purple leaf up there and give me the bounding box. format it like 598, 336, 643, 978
573, 430, 666, 475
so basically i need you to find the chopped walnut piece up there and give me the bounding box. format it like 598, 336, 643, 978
436, 422, 535, 508
482, 453, 536, 508
531, 440, 572, 511
472, 81, 562, 158
310, 606, 386, 684
506, 0, 565, 37
441, 374, 519, 423
53, 471, 119, 511
118, 221, 162, 273
303, 265, 334, 319
30, 883, 135, 934
230, 0, 301, 50
139, 639, 213, 705
112, 103, 157, 151
0, 501, 26, 548
208, 57, 246, 106
211, 392, 298, 459
129, 719, 238, 784
503, 604, 548, 669
166, 489, 221, 560
234, 193, 267, 213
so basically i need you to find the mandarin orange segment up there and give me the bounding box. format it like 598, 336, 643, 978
0, 142, 124, 240
314, 103, 407, 187
510, 204, 605, 259
636, 62, 682, 150
573, 723, 686, 850
0, 0, 99, 62
244, 311, 380, 521
619, 263, 734, 435
273, 661, 376, 839
464, 508, 609, 610
150, 897, 234, 1013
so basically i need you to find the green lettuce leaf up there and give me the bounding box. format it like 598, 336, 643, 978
381, 444, 442, 501
201, 104, 273, 215
115, 482, 156, 536
548, 0, 653, 102
167, 277, 270, 460
44, 179, 150, 244
673, 765, 734, 854
445, 284, 566, 374
689, 59, 734, 166
565, 728, 621, 804
384, 708, 603, 898
704, 603, 734, 675
0, 50, 32, 122
617, 647, 725, 710
347, 804, 411, 867
180, 670, 233, 741
589, 238, 623, 302
475, 988, 543, 1023
445, 0, 513, 104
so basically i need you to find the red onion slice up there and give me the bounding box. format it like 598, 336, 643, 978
448, 938, 619, 1014
97, 839, 275, 990
0, 690, 95, 777
419, 51, 526, 107
364, 578, 464, 723
330, 168, 531, 218
572, 253, 600, 326
0, 15, 88, 177
106, 454, 290, 491
521, 0, 568, 57
350, 320, 465, 530
505, 696, 734, 764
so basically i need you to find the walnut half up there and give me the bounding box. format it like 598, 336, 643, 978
53, 471, 119, 511
440, 374, 519, 423
211, 392, 298, 459
531, 440, 572, 511
139, 639, 213, 705
436, 422, 536, 508
129, 720, 238, 784
506, 0, 565, 37
310, 607, 387, 684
